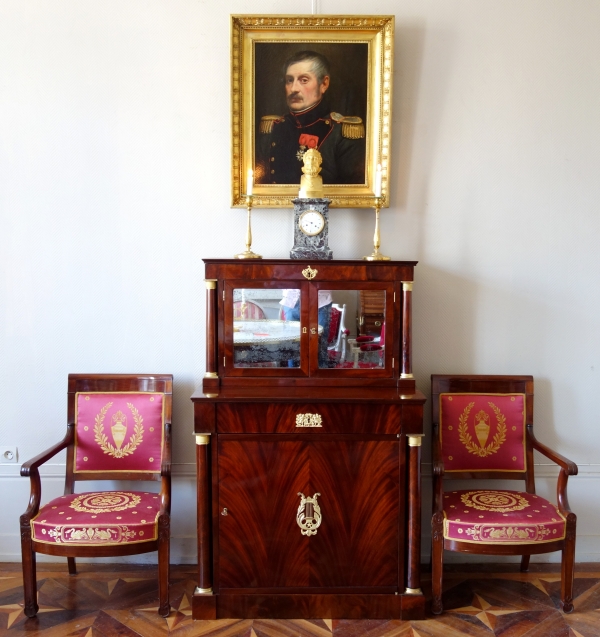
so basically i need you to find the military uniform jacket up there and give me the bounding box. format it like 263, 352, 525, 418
256, 99, 366, 185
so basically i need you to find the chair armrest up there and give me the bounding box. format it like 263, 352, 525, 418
20, 426, 74, 476
529, 430, 578, 475
20, 425, 74, 521
528, 429, 578, 516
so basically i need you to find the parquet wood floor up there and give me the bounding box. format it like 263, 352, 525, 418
1, 562, 598, 636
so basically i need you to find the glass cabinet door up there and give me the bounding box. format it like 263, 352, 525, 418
310, 284, 395, 376
222, 281, 395, 378
223, 282, 309, 376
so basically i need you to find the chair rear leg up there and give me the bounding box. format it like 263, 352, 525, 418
67, 557, 77, 575
520, 555, 530, 572
431, 512, 444, 615
561, 514, 576, 613
157, 514, 170, 617
20, 517, 39, 618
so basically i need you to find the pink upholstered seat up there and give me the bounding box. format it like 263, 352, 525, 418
31, 491, 161, 545
442, 489, 565, 543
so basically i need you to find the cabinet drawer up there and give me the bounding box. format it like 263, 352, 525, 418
217, 402, 401, 434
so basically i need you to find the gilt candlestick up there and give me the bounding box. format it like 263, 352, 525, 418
363, 197, 391, 261
234, 195, 262, 259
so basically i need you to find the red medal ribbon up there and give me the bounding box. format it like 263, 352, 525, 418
298, 133, 319, 148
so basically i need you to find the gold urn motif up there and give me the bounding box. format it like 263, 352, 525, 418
474, 410, 490, 448
111, 410, 128, 449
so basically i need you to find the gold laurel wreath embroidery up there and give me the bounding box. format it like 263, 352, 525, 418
458, 401, 507, 457
94, 402, 144, 458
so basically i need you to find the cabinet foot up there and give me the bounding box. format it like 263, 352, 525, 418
399, 591, 426, 620
192, 592, 217, 619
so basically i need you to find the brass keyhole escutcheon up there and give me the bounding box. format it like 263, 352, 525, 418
296, 492, 322, 536
221, 508, 228, 516
302, 266, 318, 280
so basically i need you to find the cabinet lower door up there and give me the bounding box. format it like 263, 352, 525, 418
217, 438, 399, 589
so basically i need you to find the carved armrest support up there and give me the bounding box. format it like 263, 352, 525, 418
161, 422, 172, 478
159, 422, 172, 515
431, 430, 445, 512
20, 425, 74, 521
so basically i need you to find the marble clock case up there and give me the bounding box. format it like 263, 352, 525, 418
290, 198, 333, 260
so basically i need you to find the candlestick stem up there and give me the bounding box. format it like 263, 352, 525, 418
363, 197, 391, 261
234, 196, 262, 259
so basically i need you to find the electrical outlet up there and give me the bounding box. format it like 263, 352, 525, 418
0, 446, 18, 463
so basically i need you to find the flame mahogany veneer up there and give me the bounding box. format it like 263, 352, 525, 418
192, 260, 425, 619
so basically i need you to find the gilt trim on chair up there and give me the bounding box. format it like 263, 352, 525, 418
440, 393, 526, 472
74, 392, 165, 473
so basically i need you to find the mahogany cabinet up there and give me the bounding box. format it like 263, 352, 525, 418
192, 259, 425, 619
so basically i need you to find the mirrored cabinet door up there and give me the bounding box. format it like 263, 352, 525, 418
310, 285, 394, 375
223, 283, 309, 376
222, 281, 395, 378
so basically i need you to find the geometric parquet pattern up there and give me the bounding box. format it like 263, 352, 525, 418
1, 563, 599, 637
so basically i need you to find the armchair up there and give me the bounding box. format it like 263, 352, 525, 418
431, 375, 577, 614
20, 374, 173, 618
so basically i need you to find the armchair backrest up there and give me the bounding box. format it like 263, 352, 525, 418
432, 375, 535, 488
66, 374, 173, 487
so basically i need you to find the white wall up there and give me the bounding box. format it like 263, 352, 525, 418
1, 0, 599, 564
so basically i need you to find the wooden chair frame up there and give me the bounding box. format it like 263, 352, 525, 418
20, 374, 173, 618
431, 375, 577, 614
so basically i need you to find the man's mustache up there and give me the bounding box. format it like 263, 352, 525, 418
288, 92, 301, 99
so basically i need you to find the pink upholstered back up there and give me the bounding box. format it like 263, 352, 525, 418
440, 393, 526, 473
74, 392, 165, 473
328, 307, 341, 345
233, 301, 266, 319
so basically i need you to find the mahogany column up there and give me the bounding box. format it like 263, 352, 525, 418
405, 433, 423, 594
400, 281, 413, 379
204, 279, 218, 391
195, 434, 212, 594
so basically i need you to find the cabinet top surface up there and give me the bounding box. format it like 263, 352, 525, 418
203, 258, 418, 266
192, 386, 426, 403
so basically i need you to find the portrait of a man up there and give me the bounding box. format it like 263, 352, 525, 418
254, 44, 368, 187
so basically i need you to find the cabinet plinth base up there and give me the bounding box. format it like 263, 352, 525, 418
192, 592, 425, 620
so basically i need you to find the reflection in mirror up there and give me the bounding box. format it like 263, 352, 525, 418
233, 288, 303, 368
231, 288, 387, 370
319, 290, 386, 369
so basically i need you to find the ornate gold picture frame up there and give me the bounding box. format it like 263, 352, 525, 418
231, 15, 394, 208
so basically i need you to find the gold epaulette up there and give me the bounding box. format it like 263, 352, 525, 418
259, 115, 283, 134
330, 112, 365, 139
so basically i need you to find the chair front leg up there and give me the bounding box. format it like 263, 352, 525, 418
520, 555, 530, 572
431, 511, 445, 615
20, 515, 38, 618
561, 513, 576, 613
157, 513, 171, 617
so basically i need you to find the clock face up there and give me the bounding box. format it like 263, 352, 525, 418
298, 210, 325, 236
